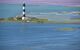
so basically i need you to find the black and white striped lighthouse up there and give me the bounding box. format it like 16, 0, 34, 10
22, 2, 26, 20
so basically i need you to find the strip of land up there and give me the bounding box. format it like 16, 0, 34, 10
0, 17, 80, 24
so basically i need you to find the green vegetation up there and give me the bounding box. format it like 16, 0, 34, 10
30, 17, 48, 23
0, 17, 48, 23
0, 18, 5, 21
0, 16, 80, 24
72, 18, 80, 20
57, 28, 75, 31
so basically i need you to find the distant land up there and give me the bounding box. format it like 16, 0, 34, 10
0, 3, 80, 23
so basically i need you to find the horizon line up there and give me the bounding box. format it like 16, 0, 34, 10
0, 3, 80, 7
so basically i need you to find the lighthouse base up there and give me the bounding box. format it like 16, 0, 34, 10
22, 17, 25, 20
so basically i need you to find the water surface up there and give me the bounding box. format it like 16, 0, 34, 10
0, 22, 80, 50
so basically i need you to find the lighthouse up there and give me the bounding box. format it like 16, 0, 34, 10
22, 2, 26, 20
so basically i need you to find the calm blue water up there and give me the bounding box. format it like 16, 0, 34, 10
0, 22, 80, 50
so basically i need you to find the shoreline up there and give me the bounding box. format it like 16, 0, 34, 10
0, 20, 80, 24
0, 17, 80, 24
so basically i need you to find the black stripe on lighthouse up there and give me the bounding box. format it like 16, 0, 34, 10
23, 3, 26, 7
23, 9, 25, 12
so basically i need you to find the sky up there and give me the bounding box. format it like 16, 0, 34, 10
0, 0, 80, 6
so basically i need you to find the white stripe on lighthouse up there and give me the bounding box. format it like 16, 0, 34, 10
23, 7, 25, 9
23, 12, 25, 15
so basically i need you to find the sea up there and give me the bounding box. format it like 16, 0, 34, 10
0, 4, 80, 50
0, 4, 80, 20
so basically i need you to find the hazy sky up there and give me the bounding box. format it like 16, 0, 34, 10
0, 0, 80, 6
